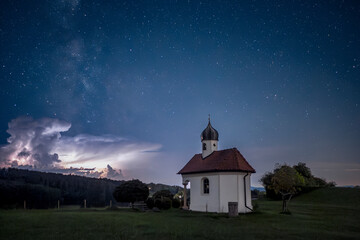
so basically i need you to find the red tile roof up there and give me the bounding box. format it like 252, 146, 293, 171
177, 148, 255, 175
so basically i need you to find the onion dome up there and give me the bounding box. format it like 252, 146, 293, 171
201, 119, 219, 141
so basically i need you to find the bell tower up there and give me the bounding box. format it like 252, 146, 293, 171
201, 115, 219, 158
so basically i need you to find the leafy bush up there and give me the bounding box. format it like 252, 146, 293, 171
172, 198, 180, 208
145, 197, 154, 209
252, 202, 259, 212
153, 197, 172, 210
152, 189, 175, 210
162, 197, 172, 210
153, 190, 173, 199
154, 198, 162, 209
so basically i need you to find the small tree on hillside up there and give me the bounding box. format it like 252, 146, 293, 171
270, 165, 305, 213
293, 162, 312, 178
261, 163, 336, 213
113, 179, 149, 208
260, 171, 280, 199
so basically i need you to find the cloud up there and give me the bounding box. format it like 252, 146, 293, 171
0, 116, 161, 181
102, 164, 123, 180
54, 133, 161, 169
0, 116, 71, 167
13, 164, 123, 180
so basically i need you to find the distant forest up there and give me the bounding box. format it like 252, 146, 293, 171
0, 168, 181, 209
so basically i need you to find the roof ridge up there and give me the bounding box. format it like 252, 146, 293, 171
194, 147, 240, 155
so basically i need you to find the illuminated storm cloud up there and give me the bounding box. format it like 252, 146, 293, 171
0, 116, 161, 180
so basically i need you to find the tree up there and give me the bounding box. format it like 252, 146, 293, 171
113, 179, 149, 208
260, 171, 280, 199
261, 163, 337, 213
293, 162, 312, 179
270, 165, 305, 213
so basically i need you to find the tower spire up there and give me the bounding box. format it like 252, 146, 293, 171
201, 116, 219, 158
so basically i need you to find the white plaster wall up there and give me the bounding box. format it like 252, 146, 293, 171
183, 173, 219, 212
236, 173, 253, 213
201, 140, 218, 158
245, 174, 253, 212
219, 174, 238, 212
237, 173, 245, 212
182, 172, 253, 213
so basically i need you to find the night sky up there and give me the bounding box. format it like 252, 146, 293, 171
1, 0, 359, 186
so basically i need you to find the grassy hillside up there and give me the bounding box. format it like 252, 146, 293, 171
256, 187, 360, 239
0, 187, 359, 240
292, 187, 360, 206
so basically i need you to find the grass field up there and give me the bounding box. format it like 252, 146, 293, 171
0, 187, 359, 240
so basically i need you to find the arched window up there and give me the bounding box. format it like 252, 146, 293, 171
203, 143, 207, 150
203, 178, 209, 194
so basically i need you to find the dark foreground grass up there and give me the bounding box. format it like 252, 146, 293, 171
0, 188, 359, 240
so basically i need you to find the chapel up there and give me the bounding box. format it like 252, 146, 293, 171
177, 118, 256, 213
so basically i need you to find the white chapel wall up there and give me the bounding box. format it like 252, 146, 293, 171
183, 172, 253, 213
183, 173, 219, 212
237, 173, 253, 213
219, 174, 238, 212
245, 174, 253, 212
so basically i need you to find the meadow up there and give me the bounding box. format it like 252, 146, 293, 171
0, 187, 359, 240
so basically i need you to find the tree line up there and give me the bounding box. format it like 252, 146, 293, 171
0, 168, 180, 209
